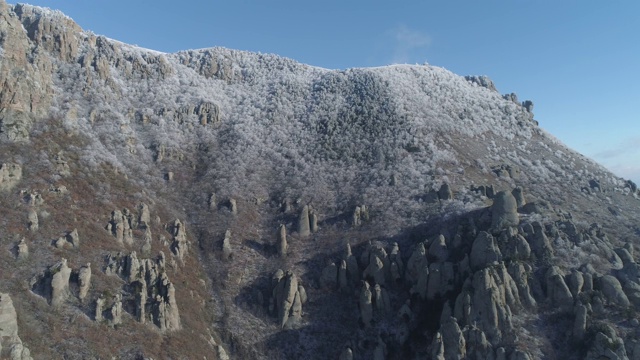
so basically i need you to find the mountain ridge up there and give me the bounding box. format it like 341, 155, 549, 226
0, 2, 639, 359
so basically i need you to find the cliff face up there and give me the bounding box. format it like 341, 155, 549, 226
0, 2, 639, 359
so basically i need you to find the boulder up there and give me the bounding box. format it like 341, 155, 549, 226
78, 263, 91, 301
363, 255, 385, 286
359, 281, 373, 327
95, 296, 105, 321
0, 163, 22, 191
107, 209, 133, 246
566, 270, 584, 299
320, 261, 337, 288
277, 224, 287, 258
438, 183, 453, 200
271, 270, 304, 329
15, 239, 28, 260
405, 242, 428, 284
597, 275, 630, 307
170, 219, 188, 261
298, 205, 311, 236
110, 294, 122, 326
545, 267, 574, 310
222, 229, 232, 260
339, 347, 354, 360
585, 330, 629, 360
0, 293, 33, 360
138, 203, 151, 227
310, 211, 318, 233
27, 209, 38, 232
50, 259, 72, 307
491, 191, 519, 230
470, 232, 502, 270
373, 284, 391, 314
441, 316, 466, 360
573, 304, 587, 342
512, 187, 526, 208
429, 235, 449, 263
507, 262, 536, 308
344, 243, 360, 284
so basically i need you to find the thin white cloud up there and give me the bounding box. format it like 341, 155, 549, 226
388, 25, 431, 64
594, 136, 640, 159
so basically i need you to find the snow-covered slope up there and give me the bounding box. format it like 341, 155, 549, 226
1, 3, 639, 359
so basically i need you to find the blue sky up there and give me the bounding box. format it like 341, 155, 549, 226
20, 1, 640, 184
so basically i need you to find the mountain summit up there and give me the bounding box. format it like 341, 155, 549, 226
0, 2, 639, 359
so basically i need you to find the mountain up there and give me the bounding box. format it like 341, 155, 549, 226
0, 2, 639, 359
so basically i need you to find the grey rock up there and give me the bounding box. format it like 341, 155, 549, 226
138, 203, 151, 227
95, 296, 105, 321
298, 205, 311, 236
441, 316, 466, 360
344, 243, 360, 284
320, 261, 338, 288
229, 198, 237, 214
0, 163, 22, 191
310, 211, 318, 233
15, 238, 28, 260
463, 325, 493, 360
271, 270, 304, 329
50, 259, 72, 307
0, 293, 33, 360
27, 209, 38, 232
585, 331, 629, 360
363, 255, 385, 286
359, 281, 373, 327
373, 284, 391, 314
222, 229, 232, 260
170, 219, 188, 261
491, 191, 519, 230
78, 263, 91, 301
545, 266, 574, 310
507, 262, 536, 308
573, 304, 587, 342
208, 193, 217, 210
277, 224, 288, 258
339, 347, 354, 360
373, 336, 387, 360
438, 183, 453, 200
597, 275, 630, 307
431, 332, 446, 360
470, 232, 502, 270
110, 294, 123, 325
406, 242, 428, 283
566, 270, 584, 299
429, 235, 449, 263
512, 187, 526, 208
465, 75, 497, 91
338, 260, 348, 289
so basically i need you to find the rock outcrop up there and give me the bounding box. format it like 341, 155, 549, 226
105, 252, 181, 330
277, 224, 287, 257
107, 209, 134, 246
78, 263, 91, 301
27, 209, 38, 232
298, 205, 311, 237
15, 238, 28, 260
222, 229, 233, 260
169, 219, 189, 261
491, 191, 519, 230
0, 293, 33, 360
269, 270, 306, 329
0, 163, 22, 191
30, 259, 72, 307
